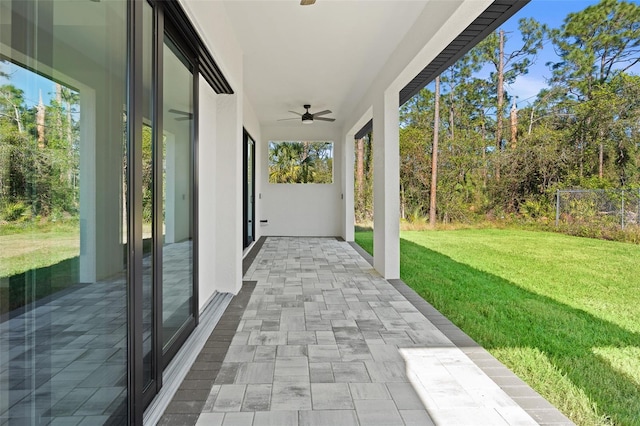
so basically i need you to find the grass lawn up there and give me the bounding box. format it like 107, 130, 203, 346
0, 222, 80, 315
355, 229, 640, 426
0, 222, 79, 278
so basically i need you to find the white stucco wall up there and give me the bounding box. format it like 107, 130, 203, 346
198, 76, 219, 309
259, 126, 343, 237
182, 0, 250, 300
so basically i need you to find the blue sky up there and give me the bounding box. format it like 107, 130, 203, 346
0, 61, 59, 109
500, 0, 639, 107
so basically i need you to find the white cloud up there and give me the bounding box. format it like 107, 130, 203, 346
507, 75, 548, 107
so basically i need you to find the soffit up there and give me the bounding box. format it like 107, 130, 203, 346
222, 0, 430, 127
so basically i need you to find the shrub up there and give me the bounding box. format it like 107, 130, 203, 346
2, 201, 29, 222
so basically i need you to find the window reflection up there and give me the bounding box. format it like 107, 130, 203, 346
0, 0, 128, 422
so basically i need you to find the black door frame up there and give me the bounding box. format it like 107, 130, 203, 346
127, 0, 233, 423
243, 129, 256, 249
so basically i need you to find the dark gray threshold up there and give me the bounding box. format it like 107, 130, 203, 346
157, 281, 256, 426
348, 241, 574, 426
243, 236, 266, 277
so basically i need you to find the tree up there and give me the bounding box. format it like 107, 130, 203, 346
477, 18, 545, 179
550, 0, 640, 178
429, 76, 441, 227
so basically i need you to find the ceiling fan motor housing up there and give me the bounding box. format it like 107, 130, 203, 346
302, 104, 313, 123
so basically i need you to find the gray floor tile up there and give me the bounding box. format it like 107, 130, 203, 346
354, 399, 403, 425
221, 412, 254, 426
224, 346, 257, 363
212, 385, 246, 412
386, 383, 425, 410
314, 331, 337, 345
196, 412, 224, 426
235, 362, 274, 384
308, 345, 341, 362
399, 410, 436, 426
274, 358, 309, 380
270, 383, 312, 411
298, 410, 359, 426
331, 362, 370, 382
309, 363, 334, 383
252, 410, 298, 426
241, 384, 272, 411
348, 383, 390, 400
311, 383, 353, 410
202, 385, 221, 412
277, 345, 308, 358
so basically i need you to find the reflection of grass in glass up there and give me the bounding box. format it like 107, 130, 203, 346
0, 221, 79, 278
0, 221, 80, 315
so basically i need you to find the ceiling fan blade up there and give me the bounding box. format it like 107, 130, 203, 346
277, 117, 299, 121
300, 0, 316, 5
288, 110, 303, 116
168, 108, 192, 116
311, 110, 332, 117
315, 117, 335, 122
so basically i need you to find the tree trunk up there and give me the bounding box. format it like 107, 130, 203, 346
495, 29, 505, 181
510, 99, 517, 149
356, 138, 364, 197
56, 84, 63, 140
429, 76, 441, 228
355, 137, 364, 221
12, 103, 24, 134
449, 87, 455, 142
36, 90, 46, 148
400, 184, 405, 220
481, 119, 487, 188
599, 142, 604, 179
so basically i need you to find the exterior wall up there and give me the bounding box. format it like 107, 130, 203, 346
259, 126, 343, 237
198, 76, 219, 309
182, 0, 261, 297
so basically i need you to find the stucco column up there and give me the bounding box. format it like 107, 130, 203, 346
342, 133, 355, 241
215, 93, 243, 294
372, 90, 400, 279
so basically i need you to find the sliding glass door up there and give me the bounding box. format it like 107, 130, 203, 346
0, 0, 128, 423
244, 131, 255, 249
161, 35, 195, 356
140, 4, 198, 406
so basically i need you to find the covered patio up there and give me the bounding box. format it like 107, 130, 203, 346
154, 237, 573, 426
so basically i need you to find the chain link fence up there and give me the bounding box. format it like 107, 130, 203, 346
555, 189, 640, 229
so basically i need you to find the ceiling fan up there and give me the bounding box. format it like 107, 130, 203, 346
278, 105, 335, 124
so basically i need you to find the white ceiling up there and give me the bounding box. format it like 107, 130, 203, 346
222, 0, 430, 128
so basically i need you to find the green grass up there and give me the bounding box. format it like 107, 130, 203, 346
0, 221, 79, 278
0, 221, 80, 315
355, 229, 640, 426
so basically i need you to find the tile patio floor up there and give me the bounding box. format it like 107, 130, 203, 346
159, 237, 574, 426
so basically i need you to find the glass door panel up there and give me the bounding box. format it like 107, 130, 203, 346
245, 134, 255, 248
0, 0, 128, 423
142, 0, 155, 391
161, 36, 194, 351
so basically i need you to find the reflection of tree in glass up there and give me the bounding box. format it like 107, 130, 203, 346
268, 141, 333, 184
0, 60, 80, 222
